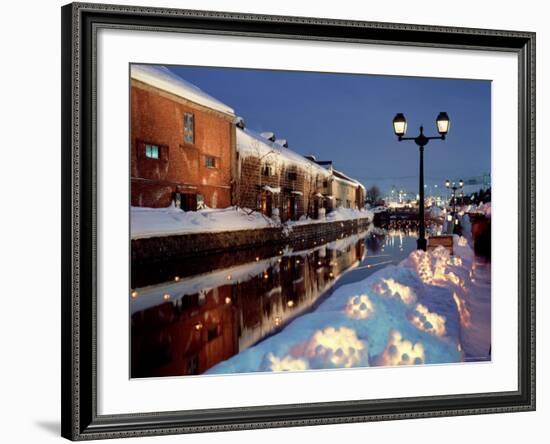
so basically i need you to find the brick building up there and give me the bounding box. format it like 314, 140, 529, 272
130, 65, 236, 209
235, 126, 365, 222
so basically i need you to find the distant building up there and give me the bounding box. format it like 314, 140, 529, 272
331, 168, 366, 210
130, 65, 236, 209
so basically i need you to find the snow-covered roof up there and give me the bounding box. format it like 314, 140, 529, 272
131, 64, 235, 116
332, 168, 366, 190
236, 127, 365, 190
237, 128, 332, 179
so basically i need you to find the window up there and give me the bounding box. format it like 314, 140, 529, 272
262, 164, 272, 177
287, 172, 297, 181
183, 112, 194, 144
205, 156, 216, 168
145, 144, 159, 159
323, 180, 328, 188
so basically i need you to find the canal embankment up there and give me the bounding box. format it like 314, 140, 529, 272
132, 206, 372, 264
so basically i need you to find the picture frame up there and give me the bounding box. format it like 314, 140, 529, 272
61, 2, 536, 440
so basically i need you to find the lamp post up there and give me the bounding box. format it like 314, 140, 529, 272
392, 112, 450, 251
445, 179, 463, 232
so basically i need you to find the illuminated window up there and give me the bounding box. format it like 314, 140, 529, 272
145, 144, 159, 159
205, 156, 216, 168
183, 112, 194, 144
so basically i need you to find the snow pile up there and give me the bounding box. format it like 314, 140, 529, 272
304, 327, 367, 369
206, 236, 488, 375
373, 330, 425, 366
345, 295, 375, 320
470, 202, 491, 218
131, 205, 277, 239
131, 205, 372, 239
131, 65, 234, 115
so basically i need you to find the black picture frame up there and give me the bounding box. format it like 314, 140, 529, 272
61, 2, 536, 440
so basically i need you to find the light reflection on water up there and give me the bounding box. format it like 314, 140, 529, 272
131, 221, 438, 378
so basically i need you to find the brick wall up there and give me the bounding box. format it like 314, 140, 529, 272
131, 80, 235, 208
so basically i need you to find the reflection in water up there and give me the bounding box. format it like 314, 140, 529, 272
131, 223, 437, 378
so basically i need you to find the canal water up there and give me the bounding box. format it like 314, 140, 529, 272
131, 221, 441, 378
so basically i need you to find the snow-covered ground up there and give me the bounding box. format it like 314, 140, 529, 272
206, 236, 490, 374
131, 205, 373, 240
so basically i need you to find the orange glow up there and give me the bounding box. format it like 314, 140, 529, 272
377, 330, 425, 366
265, 353, 308, 372
131, 290, 138, 298
410, 303, 446, 336
453, 292, 471, 327
305, 327, 365, 368
174, 276, 180, 282
162, 293, 170, 301
378, 278, 417, 305
345, 294, 375, 320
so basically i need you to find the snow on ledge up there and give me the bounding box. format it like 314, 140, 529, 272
131, 205, 373, 240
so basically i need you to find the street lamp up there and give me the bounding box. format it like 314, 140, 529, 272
445, 179, 463, 233
392, 112, 450, 251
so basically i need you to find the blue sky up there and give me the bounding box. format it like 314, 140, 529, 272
167, 65, 491, 195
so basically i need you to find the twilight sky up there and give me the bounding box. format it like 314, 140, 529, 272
167, 65, 491, 196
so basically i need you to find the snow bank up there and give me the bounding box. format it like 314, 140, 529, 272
131, 205, 372, 239
131, 65, 234, 115
470, 202, 491, 218
286, 207, 373, 229
207, 236, 488, 374
131, 205, 277, 239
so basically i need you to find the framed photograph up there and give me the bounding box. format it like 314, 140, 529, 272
61, 2, 535, 440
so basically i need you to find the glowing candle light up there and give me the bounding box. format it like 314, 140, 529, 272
225, 297, 232, 304
287, 300, 295, 308
174, 276, 180, 282
227, 275, 232, 280
194, 322, 203, 331
163, 293, 170, 301
131, 290, 138, 298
